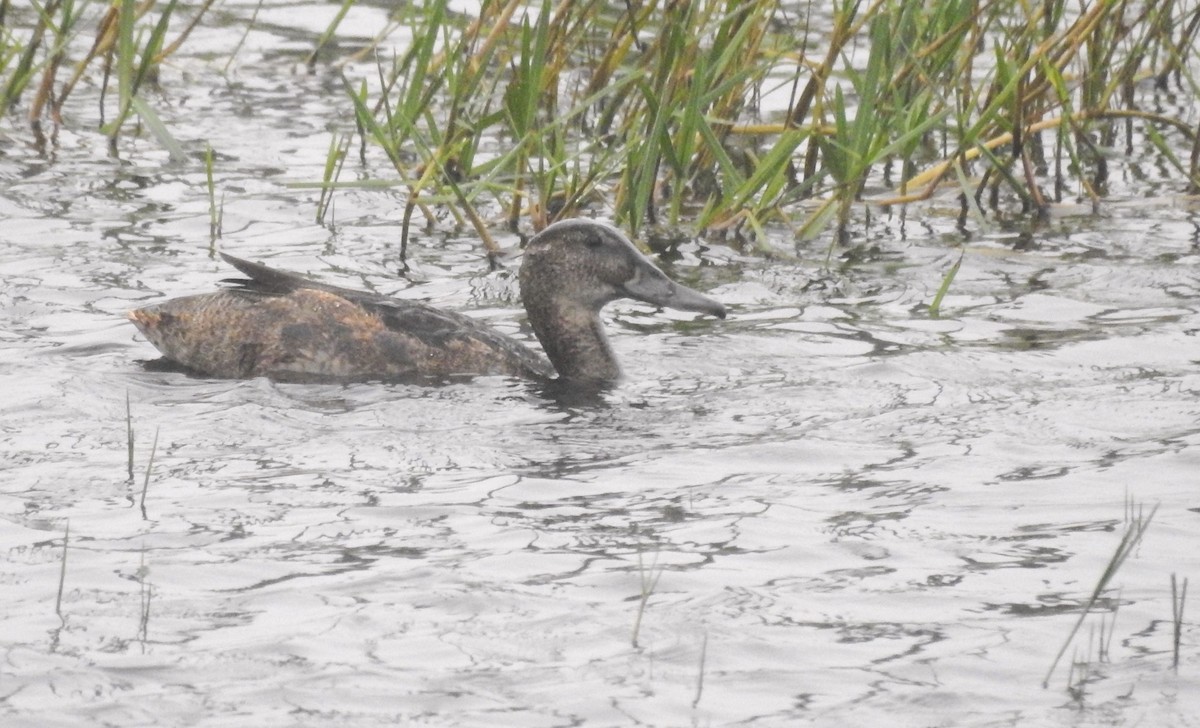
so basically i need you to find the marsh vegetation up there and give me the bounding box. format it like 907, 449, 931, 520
5, 0, 1200, 249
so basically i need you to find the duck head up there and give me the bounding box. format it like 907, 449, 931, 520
519, 219, 726, 382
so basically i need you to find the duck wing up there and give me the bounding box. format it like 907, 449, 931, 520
220, 252, 395, 304
219, 253, 554, 379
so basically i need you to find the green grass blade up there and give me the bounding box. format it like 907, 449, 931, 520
130, 96, 186, 162
928, 250, 962, 319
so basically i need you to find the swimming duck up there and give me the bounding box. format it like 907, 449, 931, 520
127, 219, 726, 383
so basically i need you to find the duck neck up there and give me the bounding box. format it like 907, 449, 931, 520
526, 298, 621, 382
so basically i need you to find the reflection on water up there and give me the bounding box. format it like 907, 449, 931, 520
3, 4, 1200, 728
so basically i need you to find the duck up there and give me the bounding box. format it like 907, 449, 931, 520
127, 219, 726, 383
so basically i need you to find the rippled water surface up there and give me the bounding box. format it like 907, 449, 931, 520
3, 3, 1200, 727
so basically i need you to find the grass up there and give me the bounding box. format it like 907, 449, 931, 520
1172, 573, 1188, 671
1063, 603, 1120, 700
137, 549, 152, 644
2, 0, 211, 155
139, 425, 160, 520
5, 0, 1200, 270
125, 390, 134, 482
310, 0, 1200, 260
316, 132, 351, 227
928, 249, 963, 319
1043, 500, 1157, 689
205, 143, 223, 243
126, 392, 160, 517
55, 519, 69, 619
631, 548, 664, 649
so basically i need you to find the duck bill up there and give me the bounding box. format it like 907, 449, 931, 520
622, 264, 727, 319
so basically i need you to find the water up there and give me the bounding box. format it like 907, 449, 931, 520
3, 3, 1200, 726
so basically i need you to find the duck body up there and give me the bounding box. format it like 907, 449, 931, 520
128, 282, 554, 382
128, 219, 725, 383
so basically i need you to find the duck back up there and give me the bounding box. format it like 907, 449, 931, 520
127, 256, 553, 382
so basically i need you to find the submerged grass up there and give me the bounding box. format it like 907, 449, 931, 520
4, 0, 1200, 249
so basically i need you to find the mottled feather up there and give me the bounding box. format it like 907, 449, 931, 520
129, 255, 552, 382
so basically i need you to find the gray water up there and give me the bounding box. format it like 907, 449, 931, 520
3, 3, 1199, 726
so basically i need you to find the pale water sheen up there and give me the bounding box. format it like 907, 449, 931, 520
3, 3, 1200, 727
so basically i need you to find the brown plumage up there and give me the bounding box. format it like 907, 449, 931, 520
127, 219, 726, 383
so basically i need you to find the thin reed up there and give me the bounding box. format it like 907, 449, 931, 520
928, 250, 963, 319
1043, 501, 1157, 688
125, 390, 134, 482
1171, 573, 1188, 671
137, 549, 152, 643
630, 548, 663, 649
55, 520, 69, 618
139, 425, 160, 520
205, 143, 222, 242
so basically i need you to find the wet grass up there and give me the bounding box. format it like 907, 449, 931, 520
320, 0, 1200, 248
139, 425, 160, 520
125, 390, 135, 482
137, 549, 152, 645
1171, 573, 1188, 672
2, 0, 211, 153
55, 519, 69, 618
630, 548, 664, 649
205, 142, 222, 243
4, 0, 1200, 248
1043, 500, 1157, 688
127, 391, 161, 516
692, 631, 708, 709
316, 132, 351, 227
927, 250, 963, 319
